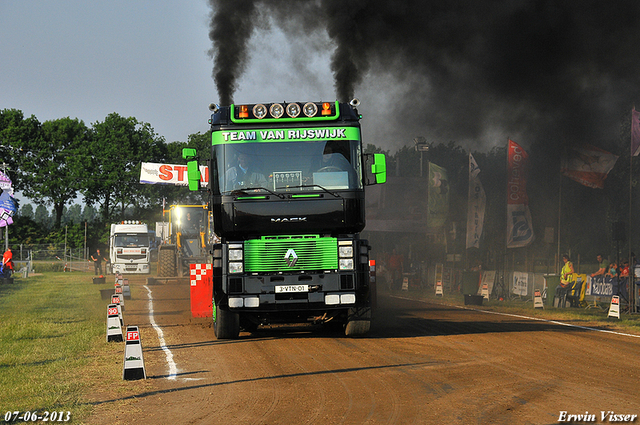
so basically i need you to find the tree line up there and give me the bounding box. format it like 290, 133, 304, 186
1, 109, 210, 251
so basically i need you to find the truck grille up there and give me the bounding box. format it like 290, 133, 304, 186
244, 235, 337, 272
117, 254, 147, 261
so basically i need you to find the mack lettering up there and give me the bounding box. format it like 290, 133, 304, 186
271, 217, 307, 223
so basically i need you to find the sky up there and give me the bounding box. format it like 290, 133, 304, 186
1, 0, 345, 146
1, 0, 223, 143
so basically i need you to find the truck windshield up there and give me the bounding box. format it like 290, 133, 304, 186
214, 140, 363, 194
114, 234, 150, 247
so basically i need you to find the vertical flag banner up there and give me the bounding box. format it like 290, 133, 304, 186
632, 108, 640, 157
0, 171, 16, 228
466, 153, 486, 249
0, 171, 12, 196
560, 144, 618, 189
427, 162, 449, 229
507, 140, 534, 248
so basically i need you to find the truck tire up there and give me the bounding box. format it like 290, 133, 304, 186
158, 246, 176, 277
214, 305, 240, 339
345, 306, 371, 337
345, 319, 370, 336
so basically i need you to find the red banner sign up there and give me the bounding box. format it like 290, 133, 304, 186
506, 140, 535, 248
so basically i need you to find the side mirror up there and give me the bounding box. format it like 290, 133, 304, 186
364, 153, 387, 185
182, 148, 200, 191
182, 148, 197, 160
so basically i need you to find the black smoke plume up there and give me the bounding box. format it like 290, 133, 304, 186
208, 0, 640, 150
208, 0, 257, 106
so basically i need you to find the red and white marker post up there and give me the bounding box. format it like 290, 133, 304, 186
106, 304, 123, 342
123, 326, 146, 380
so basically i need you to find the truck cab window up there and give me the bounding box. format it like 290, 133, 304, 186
215, 140, 362, 195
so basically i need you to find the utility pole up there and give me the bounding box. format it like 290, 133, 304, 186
414, 137, 429, 177
1, 162, 10, 251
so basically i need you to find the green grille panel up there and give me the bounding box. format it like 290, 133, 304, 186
244, 235, 338, 272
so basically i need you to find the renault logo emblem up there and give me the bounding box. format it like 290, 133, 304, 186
284, 249, 298, 267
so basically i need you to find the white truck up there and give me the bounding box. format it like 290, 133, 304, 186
109, 221, 151, 274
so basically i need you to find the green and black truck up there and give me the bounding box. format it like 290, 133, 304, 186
183, 99, 386, 338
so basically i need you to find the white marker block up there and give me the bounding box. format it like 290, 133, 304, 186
106, 304, 123, 342
123, 326, 146, 380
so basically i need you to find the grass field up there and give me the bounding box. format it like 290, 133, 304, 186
0, 273, 150, 424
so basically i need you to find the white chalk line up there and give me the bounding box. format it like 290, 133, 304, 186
392, 295, 640, 339
144, 285, 178, 380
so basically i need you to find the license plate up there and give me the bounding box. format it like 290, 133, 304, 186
275, 285, 309, 293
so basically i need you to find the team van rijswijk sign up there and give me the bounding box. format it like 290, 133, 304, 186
140, 163, 209, 186
212, 127, 359, 144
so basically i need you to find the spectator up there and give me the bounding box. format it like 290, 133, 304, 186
619, 261, 630, 278
91, 248, 107, 275
557, 254, 575, 296
1, 246, 13, 278
387, 249, 404, 291
605, 262, 618, 278
590, 254, 607, 278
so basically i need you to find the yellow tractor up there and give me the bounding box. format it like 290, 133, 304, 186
157, 205, 212, 277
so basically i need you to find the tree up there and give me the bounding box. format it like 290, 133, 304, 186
6, 215, 45, 246
0, 109, 40, 191
17, 117, 88, 228
81, 113, 167, 222
81, 205, 97, 222
34, 204, 51, 228
64, 203, 83, 224
19, 203, 34, 220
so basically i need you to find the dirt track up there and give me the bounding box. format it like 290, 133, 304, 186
87, 276, 640, 425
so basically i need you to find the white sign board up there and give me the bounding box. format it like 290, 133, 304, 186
512, 271, 529, 296
140, 162, 209, 186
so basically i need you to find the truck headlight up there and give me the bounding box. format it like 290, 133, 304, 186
339, 259, 354, 270
229, 262, 244, 273
339, 246, 353, 257
338, 241, 353, 270
229, 249, 243, 261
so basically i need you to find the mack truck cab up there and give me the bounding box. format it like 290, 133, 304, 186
183, 100, 386, 338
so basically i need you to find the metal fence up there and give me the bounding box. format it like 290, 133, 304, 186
12, 243, 94, 273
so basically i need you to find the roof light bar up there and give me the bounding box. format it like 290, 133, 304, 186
253, 104, 267, 119
286, 102, 301, 118
270, 103, 284, 119
231, 101, 339, 122
303, 102, 318, 117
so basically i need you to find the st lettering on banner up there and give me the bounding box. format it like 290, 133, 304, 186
140, 162, 209, 186
506, 140, 534, 248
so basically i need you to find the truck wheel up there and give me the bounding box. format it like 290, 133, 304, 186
345, 306, 371, 337
158, 247, 176, 277
345, 319, 370, 336
214, 305, 240, 339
